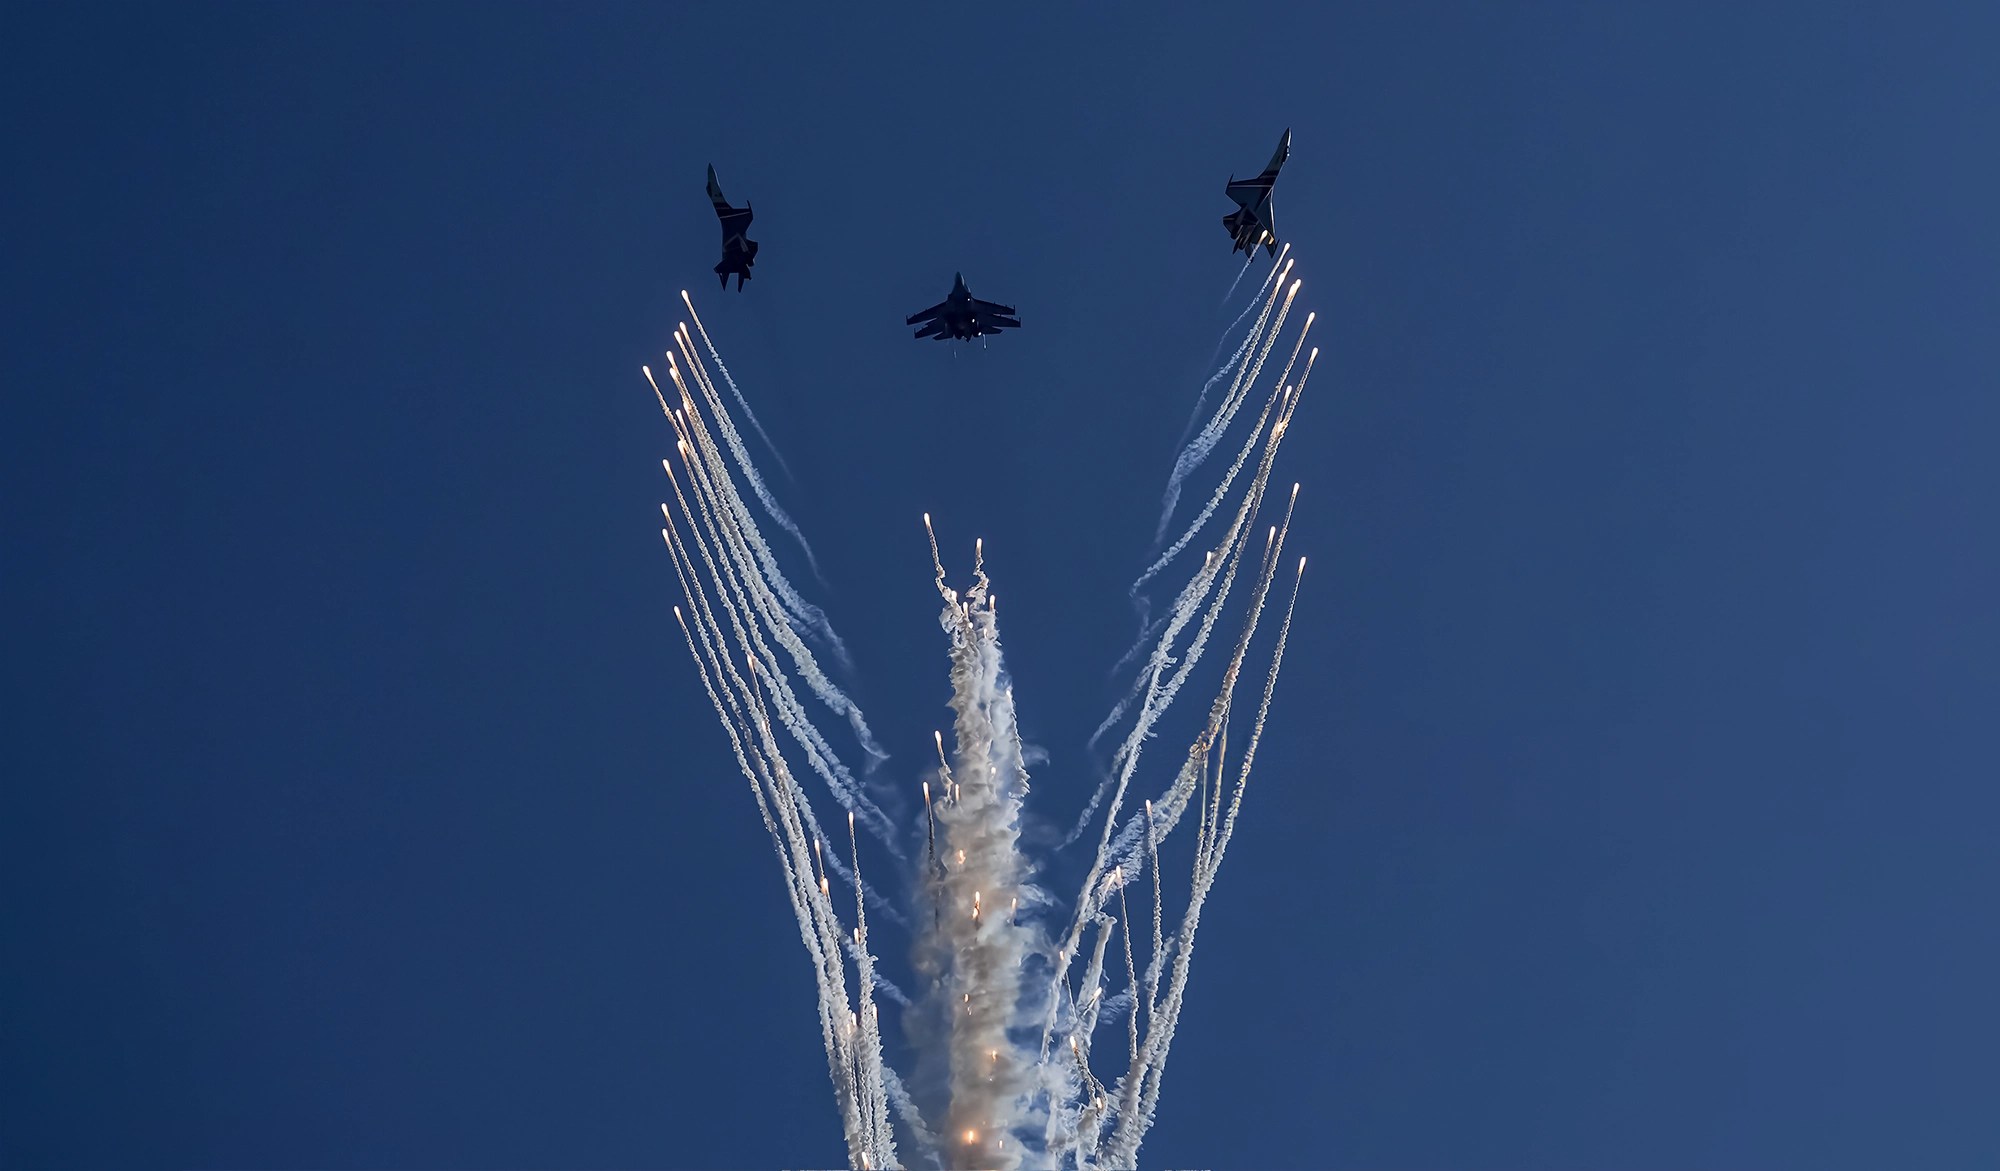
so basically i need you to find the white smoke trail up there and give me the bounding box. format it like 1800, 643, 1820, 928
653, 340, 923, 1165
668, 341, 886, 781
666, 436, 891, 858
1220, 252, 1256, 305
1202, 245, 1289, 412
1095, 309, 1313, 718
657, 361, 900, 852
883, 1062, 941, 1169
915, 524, 1036, 1170
1151, 253, 1293, 549
660, 340, 884, 798
1038, 290, 1317, 1168
1107, 260, 1299, 697
1205, 246, 1288, 392
1055, 439, 1277, 943
1089, 375, 1312, 886
1100, 558, 1306, 1169
1063, 285, 1307, 849
660, 434, 902, 1169
849, 812, 896, 1171
682, 291, 800, 500
670, 332, 853, 669
659, 519, 880, 1164
1085, 341, 1317, 760
1166, 251, 1286, 469
645, 268, 1322, 1169
1135, 321, 1313, 600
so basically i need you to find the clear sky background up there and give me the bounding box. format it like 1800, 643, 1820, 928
4, 3, 1997, 1168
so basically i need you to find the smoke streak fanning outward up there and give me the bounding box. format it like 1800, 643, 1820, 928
681, 291, 796, 481
648, 262, 1316, 1168
1158, 243, 1291, 546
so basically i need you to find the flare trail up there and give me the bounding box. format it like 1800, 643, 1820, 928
647, 266, 1321, 1167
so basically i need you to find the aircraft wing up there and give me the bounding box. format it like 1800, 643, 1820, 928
970, 297, 1018, 318
1225, 174, 1275, 210
716, 205, 754, 235
906, 300, 949, 326
1225, 130, 1290, 212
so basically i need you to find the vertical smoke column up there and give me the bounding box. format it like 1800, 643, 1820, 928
922, 524, 1034, 1170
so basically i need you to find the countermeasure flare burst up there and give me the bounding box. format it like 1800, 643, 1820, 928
645, 270, 1319, 1168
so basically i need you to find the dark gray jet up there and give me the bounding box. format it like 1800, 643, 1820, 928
906, 273, 1021, 341
707, 164, 758, 290
1221, 128, 1291, 257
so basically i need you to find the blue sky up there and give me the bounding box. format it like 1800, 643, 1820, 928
4, 3, 1997, 1167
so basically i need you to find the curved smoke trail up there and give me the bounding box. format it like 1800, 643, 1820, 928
681, 291, 796, 480
667, 335, 887, 771
1154, 243, 1291, 548
1172, 247, 1290, 459
653, 363, 899, 857
1219, 252, 1255, 306
1099, 325, 1316, 697
1066, 275, 1310, 848
670, 325, 850, 665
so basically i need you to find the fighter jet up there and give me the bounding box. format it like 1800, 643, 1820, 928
906, 273, 1021, 341
1221, 128, 1291, 257
706, 164, 758, 290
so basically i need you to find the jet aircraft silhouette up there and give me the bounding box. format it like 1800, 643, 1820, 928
707, 165, 757, 290
1222, 128, 1291, 257
906, 273, 1020, 341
